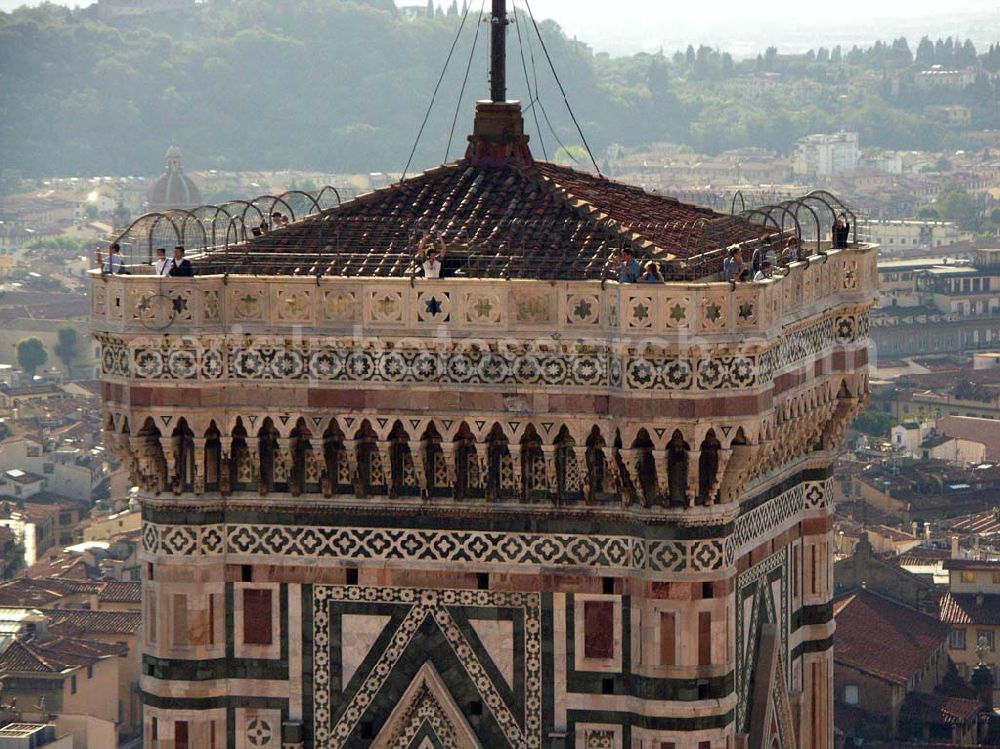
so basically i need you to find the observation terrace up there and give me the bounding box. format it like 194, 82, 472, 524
92, 205, 876, 537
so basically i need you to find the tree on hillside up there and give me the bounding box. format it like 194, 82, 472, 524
426, 0, 434, 17
446, 0, 458, 15
16, 338, 47, 377
53, 327, 79, 373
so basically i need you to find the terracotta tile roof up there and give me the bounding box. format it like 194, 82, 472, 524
940, 592, 1000, 625
937, 416, 1000, 462
834, 589, 950, 685
195, 159, 770, 281
97, 581, 141, 603
43, 609, 141, 636
0, 635, 124, 673
943, 559, 1000, 571
900, 691, 981, 725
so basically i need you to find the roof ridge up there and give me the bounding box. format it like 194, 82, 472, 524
524, 162, 658, 257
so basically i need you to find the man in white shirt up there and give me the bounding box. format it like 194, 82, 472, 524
754, 261, 773, 282
154, 247, 173, 276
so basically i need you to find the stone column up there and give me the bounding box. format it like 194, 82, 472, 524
441, 442, 457, 493
654, 452, 669, 507
573, 445, 591, 501
192, 437, 206, 494
219, 435, 232, 495
377, 440, 395, 496
710, 447, 733, 505
244, 436, 261, 492
619, 447, 640, 507
541, 444, 559, 502
161, 435, 178, 494
686, 449, 701, 507
342, 439, 360, 496
508, 449, 523, 501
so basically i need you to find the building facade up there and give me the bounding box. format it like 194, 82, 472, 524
92, 12, 875, 748
793, 132, 860, 178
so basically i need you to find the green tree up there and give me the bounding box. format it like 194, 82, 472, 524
53, 326, 79, 373
16, 337, 47, 376
426, 0, 434, 17
936, 187, 981, 230
852, 409, 896, 438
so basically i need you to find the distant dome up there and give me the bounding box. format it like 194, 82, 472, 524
147, 145, 201, 211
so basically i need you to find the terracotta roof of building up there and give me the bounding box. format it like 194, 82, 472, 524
43, 609, 141, 636
0, 635, 124, 673
940, 592, 1000, 625
0, 577, 137, 607
834, 589, 950, 685
899, 691, 981, 725
194, 106, 771, 281
937, 416, 1000, 462
943, 559, 1000, 571
97, 580, 141, 603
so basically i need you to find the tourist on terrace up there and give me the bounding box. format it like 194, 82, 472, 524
154, 247, 173, 276
615, 248, 641, 283
839, 213, 851, 247
639, 261, 664, 284
723, 247, 746, 283
833, 214, 851, 248
99, 242, 126, 274
417, 233, 447, 279
782, 237, 799, 264
754, 260, 773, 282
168, 246, 194, 277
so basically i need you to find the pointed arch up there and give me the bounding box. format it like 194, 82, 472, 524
453, 422, 481, 501
230, 417, 252, 492
698, 429, 722, 504
667, 429, 690, 507
520, 425, 546, 501
632, 428, 658, 508
586, 426, 609, 502
204, 421, 222, 493
485, 423, 512, 501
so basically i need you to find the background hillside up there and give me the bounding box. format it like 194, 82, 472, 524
0, 0, 998, 177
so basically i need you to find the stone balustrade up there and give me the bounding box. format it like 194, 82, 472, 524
90, 246, 876, 339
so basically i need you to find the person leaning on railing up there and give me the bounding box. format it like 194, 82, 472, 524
639, 261, 664, 284
168, 246, 194, 277
96, 242, 127, 274
614, 247, 641, 283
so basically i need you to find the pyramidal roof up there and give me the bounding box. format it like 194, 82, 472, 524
195, 8, 769, 280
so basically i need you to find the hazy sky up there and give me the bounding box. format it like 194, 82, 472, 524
1, 0, 996, 56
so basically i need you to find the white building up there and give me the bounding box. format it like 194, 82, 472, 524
871, 220, 972, 254
793, 131, 859, 178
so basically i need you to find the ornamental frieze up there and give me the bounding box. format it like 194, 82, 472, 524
99, 310, 868, 390
141, 479, 829, 574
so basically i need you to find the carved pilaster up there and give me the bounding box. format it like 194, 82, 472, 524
654, 452, 669, 507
